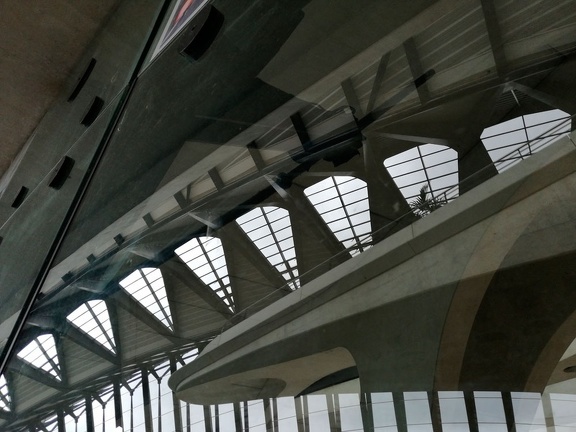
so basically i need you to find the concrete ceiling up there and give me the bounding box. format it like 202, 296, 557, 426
0, 0, 121, 179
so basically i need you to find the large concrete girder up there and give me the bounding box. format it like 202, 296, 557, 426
169, 134, 576, 404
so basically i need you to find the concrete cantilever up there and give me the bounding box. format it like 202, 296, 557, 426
170, 134, 576, 404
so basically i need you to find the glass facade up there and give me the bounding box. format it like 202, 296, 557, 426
0, 0, 575, 430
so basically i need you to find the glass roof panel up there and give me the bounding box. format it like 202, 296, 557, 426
16, 334, 61, 381
305, 176, 372, 256
0, 375, 10, 412
119, 268, 174, 330
175, 237, 235, 311
67, 300, 116, 353
385, 144, 459, 215
237, 206, 300, 290
481, 109, 571, 173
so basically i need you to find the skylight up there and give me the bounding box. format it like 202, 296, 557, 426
175, 237, 234, 311
304, 176, 372, 256
237, 206, 300, 290
0, 375, 10, 412
67, 300, 116, 353
17, 334, 61, 381
119, 268, 174, 330
481, 109, 571, 173
384, 144, 458, 211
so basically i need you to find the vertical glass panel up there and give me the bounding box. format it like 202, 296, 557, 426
438, 391, 469, 432
512, 392, 546, 432
119, 268, 174, 330
237, 206, 300, 289
474, 392, 507, 432
277, 397, 298, 432
218, 403, 236, 432
385, 145, 458, 216
339, 393, 364, 431
550, 393, 576, 431
372, 392, 398, 432
16, 334, 61, 380
305, 176, 372, 256
404, 392, 433, 432
175, 237, 235, 312
66, 300, 116, 353
247, 399, 266, 432
306, 395, 330, 431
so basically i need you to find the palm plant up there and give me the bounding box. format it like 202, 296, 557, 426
409, 184, 445, 217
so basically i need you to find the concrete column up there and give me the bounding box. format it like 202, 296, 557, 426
113, 380, 124, 431
283, 185, 349, 285
458, 141, 498, 194
364, 139, 415, 243
233, 402, 243, 432
501, 392, 517, 432
170, 359, 183, 432
85, 396, 95, 432
463, 392, 479, 432
428, 392, 442, 432
359, 393, 374, 432
141, 368, 153, 432
392, 393, 408, 432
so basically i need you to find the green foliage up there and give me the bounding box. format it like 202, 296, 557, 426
409, 184, 445, 217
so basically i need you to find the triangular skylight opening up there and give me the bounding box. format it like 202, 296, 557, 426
384, 144, 458, 216
17, 334, 61, 381
67, 300, 116, 353
175, 237, 234, 312
0, 375, 11, 412
304, 176, 372, 256
119, 268, 174, 331
237, 206, 300, 290
481, 109, 571, 173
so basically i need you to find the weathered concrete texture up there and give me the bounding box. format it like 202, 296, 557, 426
170, 135, 576, 403
0, 0, 121, 179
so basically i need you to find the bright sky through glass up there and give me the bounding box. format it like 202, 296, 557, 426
17, 334, 61, 380
0, 375, 10, 412
305, 176, 372, 257
175, 237, 234, 311
385, 144, 459, 206
237, 206, 300, 290
119, 268, 174, 330
481, 109, 571, 173
67, 300, 116, 353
